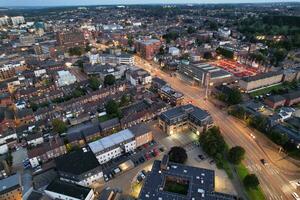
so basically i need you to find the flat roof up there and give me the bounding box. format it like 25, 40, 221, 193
138, 160, 235, 200
55, 148, 100, 175
45, 179, 92, 199
241, 71, 282, 82
88, 129, 134, 153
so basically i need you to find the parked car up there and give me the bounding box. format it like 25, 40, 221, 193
198, 154, 205, 160
260, 159, 268, 166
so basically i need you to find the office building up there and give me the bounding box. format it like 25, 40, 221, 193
158, 85, 184, 106
159, 104, 213, 135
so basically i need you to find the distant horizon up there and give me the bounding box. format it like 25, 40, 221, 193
1, 0, 300, 8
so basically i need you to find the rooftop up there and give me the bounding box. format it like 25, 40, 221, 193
89, 129, 134, 153
0, 173, 21, 195
45, 179, 92, 199
55, 147, 100, 175
241, 71, 282, 82
138, 158, 235, 200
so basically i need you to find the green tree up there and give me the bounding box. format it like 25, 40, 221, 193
187, 26, 196, 34
104, 74, 116, 86
30, 102, 38, 112
120, 94, 131, 107
105, 99, 121, 118
244, 174, 260, 188
168, 146, 187, 164
268, 130, 289, 146
89, 77, 101, 91
227, 88, 242, 105
228, 146, 245, 165
52, 119, 67, 134
199, 126, 226, 158
203, 52, 213, 59
68, 47, 84, 56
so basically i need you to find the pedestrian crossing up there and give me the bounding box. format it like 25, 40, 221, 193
246, 164, 280, 175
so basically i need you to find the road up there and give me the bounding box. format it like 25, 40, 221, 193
134, 55, 300, 200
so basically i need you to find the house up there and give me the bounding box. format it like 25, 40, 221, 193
26, 133, 44, 147
264, 95, 286, 109
55, 147, 102, 187
158, 85, 184, 106
129, 123, 153, 147
28, 136, 67, 168
14, 108, 34, 126
284, 90, 300, 106
126, 68, 152, 87
159, 104, 213, 135
45, 179, 94, 200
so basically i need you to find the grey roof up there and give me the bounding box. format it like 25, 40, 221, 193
99, 118, 120, 131
241, 71, 282, 82
45, 179, 92, 199
266, 95, 286, 103
178, 63, 232, 81
0, 173, 21, 195
89, 129, 134, 154
55, 148, 100, 176
160, 104, 212, 125
129, 123, 151, 137
138, 160, 235, 200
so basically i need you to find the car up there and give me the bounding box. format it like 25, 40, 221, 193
209, 160, 215, 165
296, 181, 300, 187
260, 159, 268, 166
292, 192, 300, 200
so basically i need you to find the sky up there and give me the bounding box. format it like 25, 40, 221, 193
0, 0, 299, 7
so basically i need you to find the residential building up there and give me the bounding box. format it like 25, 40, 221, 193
45, 179, 94, 200
138, 155, 236, 200
239, 71, 283, 92
28, 136, 67, 168
89, 124, 153, 164
0, 17, 9, 26
284, 90, 300, 106
11, 16, 25, 26
88, 129, 136, 164
158, 85, 184, 106
0, 173, 22, 200
56, 31, 85, 48
19, 34, 36, 46
56, 70, 77, 87
135, 39, 161, 60
55, 147, 103, 187
159, 104, 213, 135
168, 47, 180, 56
264, 95, 286, 109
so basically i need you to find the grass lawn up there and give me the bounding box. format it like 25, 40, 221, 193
249, 84, 283, 97
98, 115, 112, 122
235, 164, 265, 200
164, 180, 189, 195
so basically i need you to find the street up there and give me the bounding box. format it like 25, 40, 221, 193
134, 55, 300, 200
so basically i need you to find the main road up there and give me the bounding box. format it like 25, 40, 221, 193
134, 56, 300, 200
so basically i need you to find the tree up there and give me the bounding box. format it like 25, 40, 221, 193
105, 99, 121, 118
104, 74, 116, 86
89, 77, 101, 91
268, 130, 288, 146
228, 146, 245, 165
216, 47, 234, 59
120, 94, 131, 107
244, 174, 260, 188
30, 102, 38, 112
199, 126, 226, 158
168, 146, 187, 164
52, 119, 67, 134
227, 88, 242, 105
187, 26, 196, 34
68, 47, 84, 56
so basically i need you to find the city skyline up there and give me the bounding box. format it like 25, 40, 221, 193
1, 0, 300, 7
